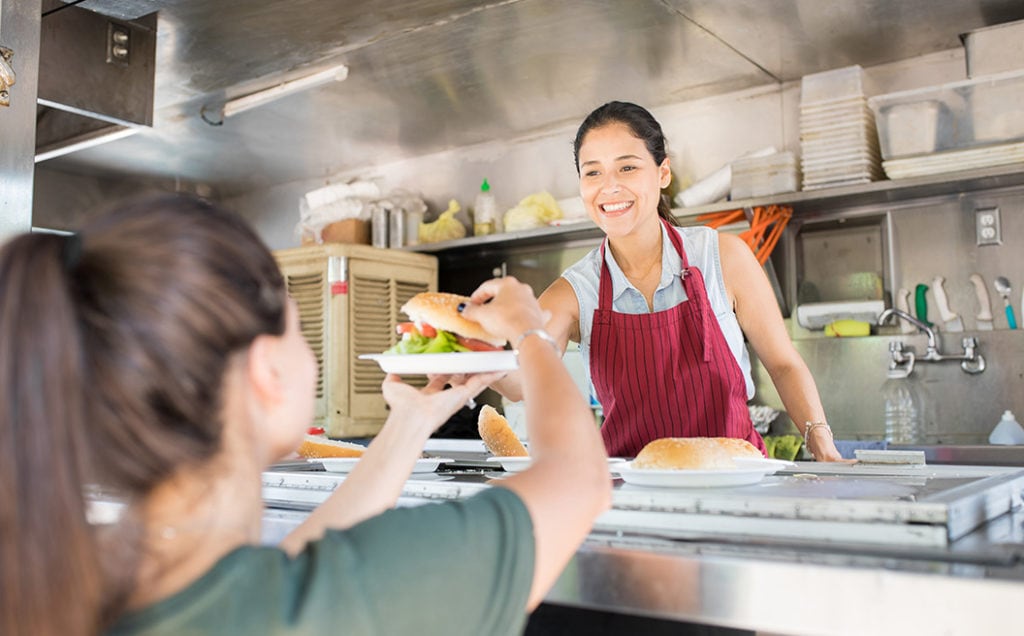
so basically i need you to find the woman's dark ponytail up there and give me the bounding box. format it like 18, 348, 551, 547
0, 233, 101, 636
1, 195, 288, 634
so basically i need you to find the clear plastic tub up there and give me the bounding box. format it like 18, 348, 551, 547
800, 65, 866, 105
868, 70, 1024, 160
963, 19, 1024, 78
731, 170, 800, 199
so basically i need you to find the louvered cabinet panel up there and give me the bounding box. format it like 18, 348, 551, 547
274, 244, 437, 438
281, 262, 328, 422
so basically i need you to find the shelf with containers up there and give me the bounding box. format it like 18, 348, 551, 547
406, 162, 1024, 256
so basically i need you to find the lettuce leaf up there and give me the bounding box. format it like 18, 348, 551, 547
385, 329, 471, 354
764, 434, 803, 461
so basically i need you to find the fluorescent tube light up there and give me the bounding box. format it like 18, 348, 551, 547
201, 63, 348, 125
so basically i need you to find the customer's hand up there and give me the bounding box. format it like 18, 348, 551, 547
460, 277, 549, 344
382, 372, 502, 434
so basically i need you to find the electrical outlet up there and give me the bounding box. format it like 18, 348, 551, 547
106, 22, 130, 66
975, 206, 1001, 246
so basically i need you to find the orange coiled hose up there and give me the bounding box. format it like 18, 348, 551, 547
695, 205, 792, 265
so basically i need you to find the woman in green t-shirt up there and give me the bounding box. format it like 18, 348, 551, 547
0, 195, 611, 636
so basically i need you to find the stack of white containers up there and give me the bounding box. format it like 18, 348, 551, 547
730, 151, 800, 199
799, 65, 883, 190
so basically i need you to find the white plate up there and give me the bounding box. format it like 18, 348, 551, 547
615, 461, 782, 488
732, 457, 796, 471
314, 457, 453, 473
486, 456, 628, 473
359, 351, 518, 375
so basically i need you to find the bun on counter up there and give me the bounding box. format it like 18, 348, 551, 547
478, 405, 528, 457
401, 292, 507, 347
297, 435, 367, 459
632, 437, 762, 470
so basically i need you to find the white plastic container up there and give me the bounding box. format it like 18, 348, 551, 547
800, 65, 866, 105
876, 100, 942, 157
989, 410, 1024, 445
868, 70, 1024, 159
963, 19, 1024, 78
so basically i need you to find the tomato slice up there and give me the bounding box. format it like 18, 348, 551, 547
419, 323, 437, 338
396, 322, 419, 336
457, 336, 503, 352
307, 426, 325, 435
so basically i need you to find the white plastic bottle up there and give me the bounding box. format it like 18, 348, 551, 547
881, 372, 921, 443
473, 178, 497, 236
989, 410, 1024, 445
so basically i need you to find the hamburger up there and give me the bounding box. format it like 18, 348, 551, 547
387, 292, 506, 354
632, 437, 763, 470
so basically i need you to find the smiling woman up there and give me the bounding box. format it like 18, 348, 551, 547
491, 101, 846, 463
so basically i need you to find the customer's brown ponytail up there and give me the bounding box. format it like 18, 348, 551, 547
0, 194, 289, 634
0, 233, 102, 636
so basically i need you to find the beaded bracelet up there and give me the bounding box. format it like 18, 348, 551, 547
803, 421, 833, 448
513, 328, 560, 356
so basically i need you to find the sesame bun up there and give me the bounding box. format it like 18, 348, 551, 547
478, 405, 528, 457
401, 292, 506, 347
297, 435, 367, 459
632, 437, 762, 470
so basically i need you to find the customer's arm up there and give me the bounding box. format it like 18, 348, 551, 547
461, 277, 611, 610
280, 372, 500, 555
488, 276, 580, 402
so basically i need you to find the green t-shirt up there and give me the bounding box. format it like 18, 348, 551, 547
108, 487, 535, 635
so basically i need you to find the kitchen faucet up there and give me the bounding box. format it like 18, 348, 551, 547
878, 308, 985, 375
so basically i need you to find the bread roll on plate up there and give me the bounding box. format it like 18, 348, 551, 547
633, 437, 762, 470
478, 405, 528, 457
297, 435, 367, 459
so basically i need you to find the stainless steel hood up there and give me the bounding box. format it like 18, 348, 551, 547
40, 0, 1024, 196
36, 1, 157, 162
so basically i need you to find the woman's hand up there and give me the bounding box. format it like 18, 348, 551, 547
382, 372, 502, 435
806, 429, 854, 463
460, 277, 548, 345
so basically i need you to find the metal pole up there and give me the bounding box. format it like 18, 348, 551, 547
0, 0, 40, 241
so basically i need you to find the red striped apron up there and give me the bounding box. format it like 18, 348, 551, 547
590, 220, 766, 458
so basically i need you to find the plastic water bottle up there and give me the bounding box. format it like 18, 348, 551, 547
881, 372, 921, 443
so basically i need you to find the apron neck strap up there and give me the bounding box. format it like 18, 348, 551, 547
598, 219, 690, 309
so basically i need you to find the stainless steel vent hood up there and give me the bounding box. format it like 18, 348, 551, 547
35, 0, 1024, 195
36, 0, 156, 162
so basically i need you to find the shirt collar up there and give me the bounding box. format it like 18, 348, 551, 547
602, 223, 682, 303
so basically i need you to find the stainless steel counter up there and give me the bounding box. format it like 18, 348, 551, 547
262, 459, 1024, 634
890, 443, 1024, 467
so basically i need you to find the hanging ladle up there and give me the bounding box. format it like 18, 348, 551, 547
994, 276, 1018, 330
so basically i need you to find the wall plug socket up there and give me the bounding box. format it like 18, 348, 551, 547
975, 207, 1001, 246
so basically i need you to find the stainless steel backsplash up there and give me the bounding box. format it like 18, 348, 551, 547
440, 186, 1024, 443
